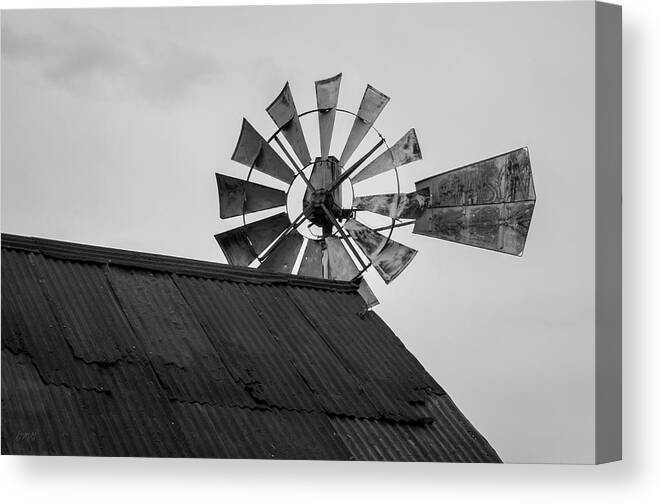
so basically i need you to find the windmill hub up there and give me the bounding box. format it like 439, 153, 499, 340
300, 155, 349, 232
305, 188, 343, 229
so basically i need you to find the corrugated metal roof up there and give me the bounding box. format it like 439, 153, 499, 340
1, 233, 500, 462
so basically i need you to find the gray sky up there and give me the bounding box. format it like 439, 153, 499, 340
1, 2, 596, 463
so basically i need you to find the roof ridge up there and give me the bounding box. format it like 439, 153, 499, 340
0, 233, 358, 292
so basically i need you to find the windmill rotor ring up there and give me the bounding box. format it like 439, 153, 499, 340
241, 106, 399, 274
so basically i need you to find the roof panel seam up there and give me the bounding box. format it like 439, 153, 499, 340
170, 273, 288, 411
28, 254, 129, 367
282, 288, 384, 416
170, 273, 246, 386
98, 263, 185, 403
236, 283, 330, 414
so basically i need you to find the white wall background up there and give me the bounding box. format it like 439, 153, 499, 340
1, 0, 658, 502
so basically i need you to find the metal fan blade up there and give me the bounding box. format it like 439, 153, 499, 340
324, 236, 360, 281
413, 201, 535, 256
231, 119, 295, 184
357, 278, 379, 308
353, 188, 430, 219
298, 239, 324, 278
258, 232, 304, 274
412, 147, 536, 255
266, 82, 311, 167
215, 212, 290, 266
216, 174, 287, 219
315, 73, 341, 160
351, 129, 422, 184
344, 219, 417, 284
339, 85, 390, 167
415, 147, 535, 207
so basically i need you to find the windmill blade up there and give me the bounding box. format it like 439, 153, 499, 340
412, 147, 536, 256
351, 129, 422, 184
216, 174, 287, 219
258, 232, 304, 274
298, 239, 324, 278
353, 188, 430, 219
344, 219, 417, 284
214, 212, 290, 267
413, 201, 535, 256
339, 85, 390, 167
231, 119, 295, 185
415, 147, 535, 207
266, 82, 311, 167
357, 278, 379, 309
324, 236, 360, 281
315, 73, 341, 160
306, 236, 378, 302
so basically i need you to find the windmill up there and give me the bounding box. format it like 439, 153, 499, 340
214, 73, 536, 305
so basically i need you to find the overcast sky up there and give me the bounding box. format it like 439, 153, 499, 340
1, 2, 596, 463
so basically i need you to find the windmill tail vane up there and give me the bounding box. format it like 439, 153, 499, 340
214, 72, 536, 299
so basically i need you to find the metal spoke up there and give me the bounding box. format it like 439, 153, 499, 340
258, 210, 307, 263
273, 136, 316, 193
326, 138, 384, 193
372, 220, 416, 232
320, 203, 367, 270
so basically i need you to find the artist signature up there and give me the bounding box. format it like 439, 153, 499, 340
15, 431, 38, 442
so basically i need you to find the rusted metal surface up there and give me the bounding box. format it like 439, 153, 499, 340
173, 276, 319, 412
343, 219, 388, 256
324, 236, 360, 281
1, 348, 195, 457
327, 138, 384, 192
371, 241, 419, 284
354, 188, 430, 219
413, 200, 535, 255
356, 278, 379, 308
29, 253, 134, 364
297, 239, 323, 278
344, 219, 418, 284
266, 82, 311, 166
257, 211, 306, 263
216, 173, 287, 218
339, 85, 390, 166
242, 283, 382, 418
2, 233, 355, 291
258, 232, 304, 274
352, 128, 422, 184
415, 147, 535, 207
330, 394, 501, 462
1, 249, 124, 393
107, 267, 249, 406
168, 402, 351, 460
315, 73, 342, 160
322, 204, 367, 270
2, 233, 501, 460
215, 212, 290, 266
411, 148, 536, 255
287, 287, 445, 420
231, 118, 295, 184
